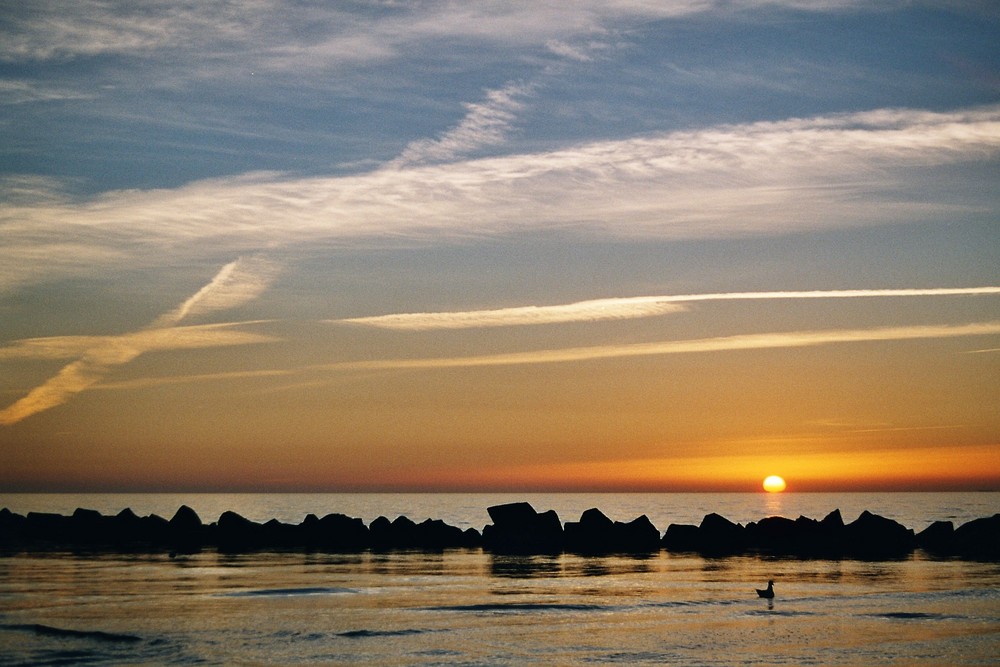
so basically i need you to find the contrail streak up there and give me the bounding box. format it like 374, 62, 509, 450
322, 322, 1000, 370
0, 258, 278, 425
336, 287, 1000, 330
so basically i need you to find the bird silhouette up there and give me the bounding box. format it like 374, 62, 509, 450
756, 580, 775, 598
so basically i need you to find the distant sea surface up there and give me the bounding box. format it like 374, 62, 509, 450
1, 493, 998, 665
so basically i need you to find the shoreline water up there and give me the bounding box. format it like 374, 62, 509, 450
3, 493, 999, 665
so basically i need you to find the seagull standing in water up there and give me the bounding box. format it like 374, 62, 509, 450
756, 580, 775, 599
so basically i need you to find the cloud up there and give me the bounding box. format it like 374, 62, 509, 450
3, 105, 998, 293
0, 324, 274, 426
336, 287, 1000, 330
0, 79, 93, 105
321, 322, 1000, 371
0, 1, 885, 64
0, 259, 278, 425
391, 82, 535, 166
338, 297, 687, 330
152, 256, 280, 327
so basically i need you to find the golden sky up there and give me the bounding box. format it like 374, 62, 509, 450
1, 2, 998, 491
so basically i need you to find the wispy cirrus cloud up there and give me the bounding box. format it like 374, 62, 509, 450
391, 82, 536, 167
3, 106, 998, 294
0, 1, 888, 64
322, 322, 1000, 372
0, 257, 279, 425
336, 287, 1000, 330
152, 256, 280, 327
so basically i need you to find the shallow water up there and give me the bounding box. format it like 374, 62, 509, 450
1, 549, 998, 665
1, 493, 998, 665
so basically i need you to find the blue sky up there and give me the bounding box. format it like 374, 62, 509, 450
1, 1, 998, 491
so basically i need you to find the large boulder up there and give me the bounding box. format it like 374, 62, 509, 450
564, 508, 615, 552
23, 512, 69, 545
916, 520, 954, 554
483, 502, 562, 553
952, 514, 1000, 558
0, 508, 26, 545
843, 511, 915, 557
613, 515, 661, 552
745, 516, 799, 553
315, 513, 369, 550
661, 523, 700, 551
697, 513, 745, 554
168, 505, 204, 549
216, 511, 263, 550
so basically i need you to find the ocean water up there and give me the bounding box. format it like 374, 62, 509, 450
1, 493, 998, 665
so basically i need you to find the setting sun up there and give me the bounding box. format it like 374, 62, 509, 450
763, 475, 787, 493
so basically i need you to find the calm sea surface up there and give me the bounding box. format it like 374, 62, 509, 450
1, 493, 998, 665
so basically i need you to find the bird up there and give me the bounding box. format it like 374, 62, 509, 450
756, 580, 775, 599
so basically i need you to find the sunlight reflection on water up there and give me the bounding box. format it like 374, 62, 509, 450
1, 550, 998, 665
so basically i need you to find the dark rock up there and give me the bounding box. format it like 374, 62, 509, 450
916, 520, 954, 553
217, 511, 262, 550
316, 513, 369, 550
368, 516, 394, 549
297, 512, 367, 550
843, 511, 915, 557
697, 513, 745, 554
462, 527, 482, 548
953, 514, 1000, 558
68, 508, 111, 544
487, 502, 539, 527
745, 516, 799, 552
564, 508, 615, 552
662, 523, 700, 551
109, 508, 153, 546
483, 502, 562, 553
169, 505, 202, 531
0, 508, 26, 544
415, 518, 466, 549
168, 505, 204, 549
261, 518, 301, 547
613, 515, 661, 552
24, 512, 69, 544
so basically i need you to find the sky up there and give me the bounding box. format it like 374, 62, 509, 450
1, 1, 998, 493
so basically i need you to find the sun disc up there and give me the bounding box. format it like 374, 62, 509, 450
763, 475, 786, 493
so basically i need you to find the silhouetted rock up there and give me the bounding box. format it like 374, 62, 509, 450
3, 503, 997, 560
953, 513, 1000, 558
368, 515, 394, 549
483, 502, 562, 553
217, 511, 262, 550
415, 518, 466, 549
843, 511, 915, 557
260, 518, 301, 548
169, 505, 202, 532
564, 508, 615, 552
916, 520, 954, 554
661, 523, 700, 551
613, 515, 661, 552
462, 527, 483, 548
0, 508, 26, 545
698, 513, 745, 554
23, 512, 68, 545
745, 516, 799, 552
168, 505, 204, 549
317, 513, 369, 550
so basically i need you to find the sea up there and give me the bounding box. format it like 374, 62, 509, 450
1, 492, 998, 666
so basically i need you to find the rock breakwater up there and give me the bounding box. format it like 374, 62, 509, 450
1, 502, 997, 559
